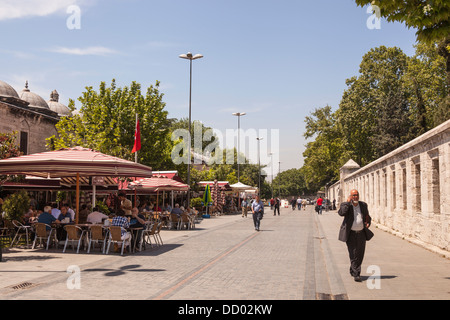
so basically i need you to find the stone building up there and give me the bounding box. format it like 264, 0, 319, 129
327, 119, 450, 255
0, 80, 70, 155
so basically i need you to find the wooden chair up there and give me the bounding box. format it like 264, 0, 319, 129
105, 226, 130, 255
32, 223, 58, 250
87, 225, 107, 254
63, 225, 86, 253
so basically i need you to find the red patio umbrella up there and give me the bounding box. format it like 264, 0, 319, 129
0, 146, 153, 222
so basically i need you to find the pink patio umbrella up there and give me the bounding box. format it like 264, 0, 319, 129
127, 175, 189, 210
0, 146, 153, 222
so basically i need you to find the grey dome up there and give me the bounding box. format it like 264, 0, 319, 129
47, 89, 71, 116
0, 80, 20, 98
19, 81, 50, 110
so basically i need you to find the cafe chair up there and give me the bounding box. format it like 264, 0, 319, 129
105, 226, 131, 255
10, 220, 32, 248
169, 213, 181, 230
139, 222, 157, 251
179, 214, 192, 230
63, 225, 87, 254
154, 222, 164, 246
87, 225, 108, 254
32, 223, 58, 250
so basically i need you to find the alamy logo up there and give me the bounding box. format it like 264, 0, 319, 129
366, 5, 381, 30
366, 265, 381, 289
67, 265, 81, 289
171, 123, 280, 176
66, 5, 81, 30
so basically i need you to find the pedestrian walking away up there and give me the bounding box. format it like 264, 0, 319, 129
291, 197, 296, 210
251, 195, 264, 231
338, 189, 373, 282
273, 197, 280, 216
241, 198, 249, 218
316, 196, 323, 214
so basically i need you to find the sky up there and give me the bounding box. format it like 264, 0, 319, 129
0, 0, 419, 179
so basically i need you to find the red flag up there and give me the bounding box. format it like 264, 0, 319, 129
132, 119, 141, 153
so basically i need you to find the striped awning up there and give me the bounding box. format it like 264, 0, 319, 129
128, 175, 189, 192
0, 146, 153, 178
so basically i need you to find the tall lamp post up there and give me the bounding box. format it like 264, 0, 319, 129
269, 152, 274, 199
256, 137, 263, 194
232, 112, 246, 183
179, 52, 203, 208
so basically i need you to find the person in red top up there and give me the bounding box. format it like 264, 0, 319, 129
316, 197, 323, 214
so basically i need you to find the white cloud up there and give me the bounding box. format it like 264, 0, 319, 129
0, 0, 96, 21
49, 46, 118, 56
0, 0, 79, 20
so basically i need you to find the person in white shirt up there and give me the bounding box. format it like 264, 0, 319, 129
87, 207, 109, 224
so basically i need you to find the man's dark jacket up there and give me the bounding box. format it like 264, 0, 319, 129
338, 201, 371, 242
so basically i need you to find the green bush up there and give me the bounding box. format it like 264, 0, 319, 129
3, 190, 30, 221
190, 197, 203, 208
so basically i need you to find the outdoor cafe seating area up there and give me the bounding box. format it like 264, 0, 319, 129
1, 207, 200, 256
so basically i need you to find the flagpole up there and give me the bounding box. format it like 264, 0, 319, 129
135, 113, 138, 163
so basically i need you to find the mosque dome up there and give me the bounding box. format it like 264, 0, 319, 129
0, 80, 20, 98
47, 89, 71, 116
19, 81, 50, 110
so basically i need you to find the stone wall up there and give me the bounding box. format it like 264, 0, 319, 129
0, 101, 58, 154
327, 119, 450, 254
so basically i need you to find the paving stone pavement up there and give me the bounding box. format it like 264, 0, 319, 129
0, 206, 449, 300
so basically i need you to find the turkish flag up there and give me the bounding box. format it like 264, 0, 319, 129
132, 119, 141, 153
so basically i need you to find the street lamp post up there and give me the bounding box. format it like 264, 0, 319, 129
256, 137, 263, 194
179, 52, 203, 208
269, 152, 274, 199
232, 112, 246, 183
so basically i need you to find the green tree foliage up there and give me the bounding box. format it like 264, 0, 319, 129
47, 79, 172, 170
2, 189, 30, 221
302, 106, 344, 191
272, 168, 308, 198
301, 44, 448, 192
0, 131, 23, 184
355, 0, 450, 94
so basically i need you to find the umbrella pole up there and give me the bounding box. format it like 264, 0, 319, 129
76, 173, 80, 224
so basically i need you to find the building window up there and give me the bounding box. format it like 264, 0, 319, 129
20, 131, 28, 155
431, 159, 440, 214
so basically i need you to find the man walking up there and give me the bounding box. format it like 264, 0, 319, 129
251, 195, 264, 231
338, 189, 372, 282
273, 197, 280, 216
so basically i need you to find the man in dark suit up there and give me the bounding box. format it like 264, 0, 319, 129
338, 189, 372, 282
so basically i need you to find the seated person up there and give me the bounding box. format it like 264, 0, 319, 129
51, 203, 61, 219
129, 207, 146, 228
87, 207, 109, 224
171, 203, 183, 217
162, 203, 172, 213
129, 207, 146, 247
38, 205, 60, 230
111, 209, 131, 252
58, 205, 73, 223
78, 204, 90, 224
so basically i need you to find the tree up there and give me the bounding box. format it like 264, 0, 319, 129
337, 46, 413, 162
302, 106, 344, 191
47, 79, 172, 170
355, 1, 450, 94
272, 168, 308, 198
0, 131, 23, 184
404, 41, 448, 129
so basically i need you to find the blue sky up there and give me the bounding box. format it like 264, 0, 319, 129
0, 0, 418, 177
